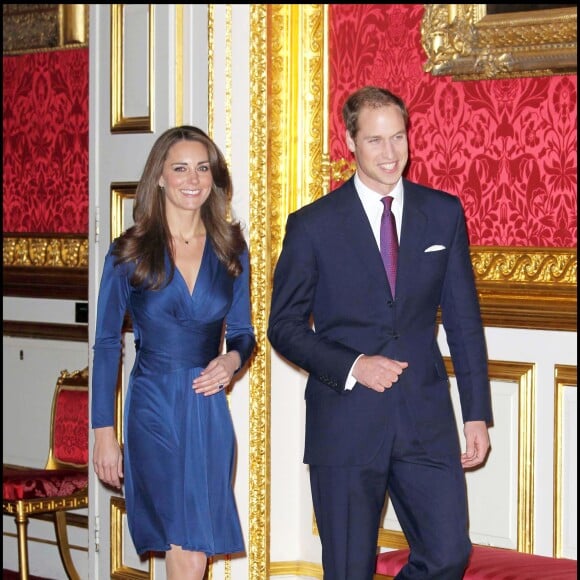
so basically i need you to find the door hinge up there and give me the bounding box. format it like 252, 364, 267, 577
94, 514, 100, 552
94, 205, 100, 244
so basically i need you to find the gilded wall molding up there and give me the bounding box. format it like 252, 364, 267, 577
3, 235, 89, 299
421, 5, 577, 80
250, 5, 328, 577
3, 4, 88, 55
377, 358, 536, 553
110, 497, 154, 579
3, 235, 88, 268
270, 561, 323, 578
110, 4, 154, 133
471, 246, 576, 332
248, 5, 271, 579
553, 364, 577, 558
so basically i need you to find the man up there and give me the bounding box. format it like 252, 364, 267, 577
268, 86, 493, 579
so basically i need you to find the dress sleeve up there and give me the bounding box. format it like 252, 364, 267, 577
91, 245, 131, 428
225, 245, 256, 370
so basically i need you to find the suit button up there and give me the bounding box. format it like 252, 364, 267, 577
393, 333, 400, 339
387, 300, 393, 306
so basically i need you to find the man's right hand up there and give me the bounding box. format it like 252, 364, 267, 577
353, 354, 408, 392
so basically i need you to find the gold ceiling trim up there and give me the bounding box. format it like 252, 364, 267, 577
421, 5, 577, 80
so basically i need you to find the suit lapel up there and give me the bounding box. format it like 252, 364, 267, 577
337, 181, 388, 286
397, 180, 428, 296
334, 179, 431, 296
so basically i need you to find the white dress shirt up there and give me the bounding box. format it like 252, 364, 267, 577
354, 172, 403, 246
344, 173, 405, 390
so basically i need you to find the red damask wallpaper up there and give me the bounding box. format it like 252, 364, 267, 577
329, 4, 577, 247
2, 10, 577, 247
3, 48, 89, 234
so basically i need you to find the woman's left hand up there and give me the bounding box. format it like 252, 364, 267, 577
192, 351, 241, 396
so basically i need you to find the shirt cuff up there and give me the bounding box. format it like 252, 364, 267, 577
344, 354, 364, 390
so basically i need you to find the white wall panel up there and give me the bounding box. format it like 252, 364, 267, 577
560, 386, 577, 558
2, 338, 88, 466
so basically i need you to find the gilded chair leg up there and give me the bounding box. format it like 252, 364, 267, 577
54, 511, 81, 580
14, 505, 30, 580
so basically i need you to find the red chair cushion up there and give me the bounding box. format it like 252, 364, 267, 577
376, 545, 578, 579
376, 548, 410, 576
3, 466, 88, 500
52, 387, 89, 465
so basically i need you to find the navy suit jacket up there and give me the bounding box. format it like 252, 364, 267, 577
268, 177, 493, 467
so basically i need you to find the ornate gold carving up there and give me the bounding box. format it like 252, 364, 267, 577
110, 4, 154, 133
249, 6, 328, 576
471, 246, 576, 284
471, 246, 576, 332
329, 157, 356, 184
249, 6, 270, 579
553, 364, 577, 558
421, 5, 577, 80
3, 235, 88, 268
3, 4, 88, 55
2, 493, 88, 516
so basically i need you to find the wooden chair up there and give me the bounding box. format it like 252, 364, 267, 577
3, 367, 89, 580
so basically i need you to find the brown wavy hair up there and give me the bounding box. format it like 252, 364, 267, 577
112, 125, 246, 289
342, 86, 409, 140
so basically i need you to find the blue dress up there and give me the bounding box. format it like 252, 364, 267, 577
91, 238, 256, 556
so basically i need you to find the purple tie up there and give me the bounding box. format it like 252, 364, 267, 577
380, 196, 398, 296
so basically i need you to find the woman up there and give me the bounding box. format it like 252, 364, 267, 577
91, 126, 256, 579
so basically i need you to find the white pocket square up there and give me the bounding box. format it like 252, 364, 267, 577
424, 244, 446, 252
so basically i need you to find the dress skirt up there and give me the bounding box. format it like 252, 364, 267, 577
123, 365, 244, 556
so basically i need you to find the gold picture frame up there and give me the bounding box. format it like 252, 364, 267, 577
110, 182, 138, 241
3, 5, 88, 55
553, 364, 577, 558
421, 4, 577, 80
110, 497, 155, 579
377, 357, 536, 553
110, 4, 154, 133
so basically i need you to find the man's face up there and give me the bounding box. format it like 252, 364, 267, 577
346, 104, 409, 195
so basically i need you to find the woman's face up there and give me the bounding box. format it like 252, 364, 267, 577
158, 139, 213, 213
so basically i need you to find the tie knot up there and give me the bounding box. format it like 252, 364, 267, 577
381, 196, 393, 212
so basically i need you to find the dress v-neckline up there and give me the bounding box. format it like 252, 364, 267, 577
175, 236, 207, 298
